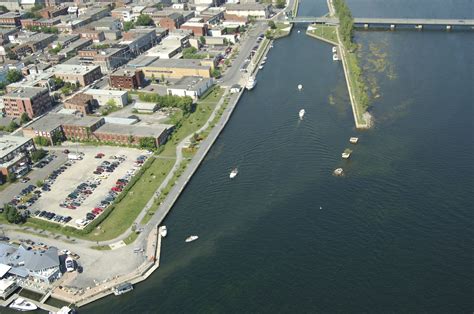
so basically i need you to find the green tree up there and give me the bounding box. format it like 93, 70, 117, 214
36, 179, 44, 187
6, 120, 19, 132
20, 112, 30, 125
268, 20, 276, 29
4, 203, 24, 224
211, 68, 221, 78
275, 0, 286, 9
6, 70, 23, 84
139, 137, 156, 150
199, 36, 206, 45
30, 148, 47, 162
0, 5, 9, 12
265, 30, 274, 39
33, 136, 50, 146
123, 21, 135, 31
135, 14, 153, 26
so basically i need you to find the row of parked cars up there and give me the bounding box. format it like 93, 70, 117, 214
33, 154, 56, 169
42, 161, 74, 192
76, 154, 147, 227
60, 179, 100, 210
34, 210, 72, 224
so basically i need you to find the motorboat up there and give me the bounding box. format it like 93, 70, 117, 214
113, 282, 133, 296
299, 109, 305, 120
333, 168, 344, 176
297, 84, 303, 90
52, 306, 77, 314
229, 168, 238, 179
258, 65, 264, 70
349, 137, 359, 144
261, 60, 266, 65
333, 53, 339, 61
9, 297, 37, 311
160, 225, 167, 238
332, 46, 337, 53
185, 235, 199, 243
246, 76, 256, 90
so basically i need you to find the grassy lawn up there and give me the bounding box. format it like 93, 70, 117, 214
308, 25, 338, 44
141, 159, 190, 225
160, 87, 224, 157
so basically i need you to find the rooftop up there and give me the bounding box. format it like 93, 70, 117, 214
0, 135, 32, 158
111, 67, 141, 77
146, 58, 210, 70
96, 123, 171, 138
3, 87, 48, 99
53, 64, 100, 75
24, 113, 103, 132
171, 76, 213, 91
84, 89, 127, 97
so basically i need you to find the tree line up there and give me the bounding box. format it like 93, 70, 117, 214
333, 0, 356, 51
137, 93, 194, 115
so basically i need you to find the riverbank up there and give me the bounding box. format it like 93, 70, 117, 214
306, 24, 338, 45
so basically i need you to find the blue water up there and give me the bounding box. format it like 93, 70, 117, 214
80, 1, 474, 313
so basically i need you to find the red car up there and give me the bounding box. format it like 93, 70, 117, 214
67, 205, 76, 209
111, 187, 122, 192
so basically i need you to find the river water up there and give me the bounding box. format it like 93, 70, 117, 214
84, 1, 473, 312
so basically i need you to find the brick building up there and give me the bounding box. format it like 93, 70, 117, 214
63, 93, 97, 115
93, 123, 171, 148
0, 12, 21, 27
153, 12, 184, 30
0, 135, 36, 181
20, 18, 61, 28
38, 5, 69, 19
180, 22, 208, 36
1, 87, 52, 119
109, 68, 144, 90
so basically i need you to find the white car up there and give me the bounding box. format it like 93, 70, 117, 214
65, 257, 75, 272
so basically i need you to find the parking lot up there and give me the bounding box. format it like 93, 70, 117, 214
31, 146, 148, 228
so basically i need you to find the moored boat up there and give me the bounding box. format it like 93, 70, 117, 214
113, 282, 133, 296
349, 137, 359, 144
9, 297, 37, 312
333, 53, 339, 61
185, 235, 199, 243
246, 77, 256, 90
333, 168, 344, 176
160, 225, 167, 238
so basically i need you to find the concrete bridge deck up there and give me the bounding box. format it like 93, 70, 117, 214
290, 16, 474, 27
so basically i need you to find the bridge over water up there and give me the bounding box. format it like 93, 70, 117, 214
289, 16, 474, 30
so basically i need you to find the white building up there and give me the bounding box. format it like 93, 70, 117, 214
84, 89, 129, 107
224, 3, 271, 19
167, 76, 214, 101
146, 45, 181, 59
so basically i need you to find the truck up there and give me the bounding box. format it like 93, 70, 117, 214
68, 153, 83, 160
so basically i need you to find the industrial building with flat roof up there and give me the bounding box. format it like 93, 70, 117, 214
140, 59, 212, 79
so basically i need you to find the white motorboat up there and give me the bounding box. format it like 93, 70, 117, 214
297, 84, 303, 90
246, 76, 256, 90
261, 60, 266, 65
299, 109, 305, 120
51, 306, 76, 314
349, 137, 359, 144
229, 168, 238, 179
332, 46, 337, 53
263, 56, 267, 61
333, 53, 339, 61
9, 297, 37, 311
160, 225, 167, 238
258, 65, 264, 70
333, 168, 344, 176
113, 282, 133, 296
185, 235, 199, 243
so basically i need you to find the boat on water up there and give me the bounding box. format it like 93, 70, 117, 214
185, 235, 199, 243
160, 225, 167, 238
349, 137, 359, 144
246, 76, 256, 90
299, 109, 305, 120
332, 46, 337, 53
297, 84, 303, 90
50, 306, 77, 314
113, 282, 133, 296
333, 168, 344, 176
229, 168, 238, 179
9, 297, 37, 311
258, 65, 264, 70
261, 60, 266, 65
333, 53, 339, 61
